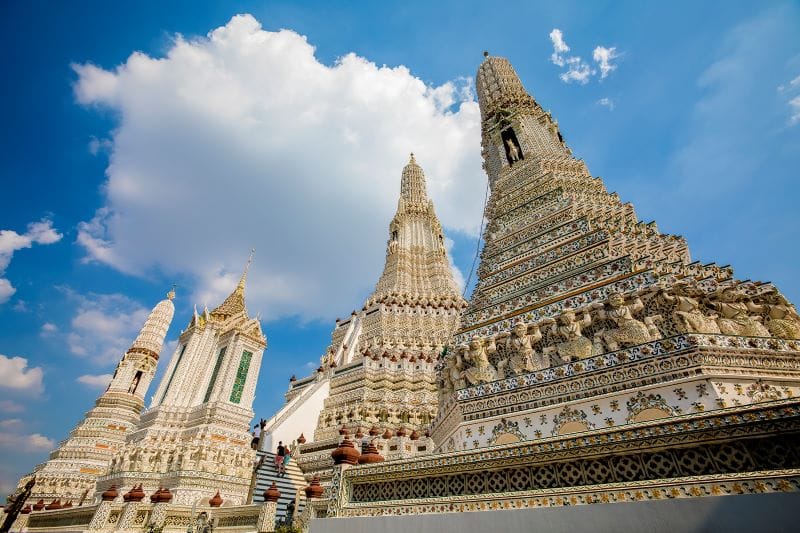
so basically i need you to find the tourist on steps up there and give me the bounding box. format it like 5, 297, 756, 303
251, 424, 261, 450
281, 442, 294, 476
275, 441, 286, 475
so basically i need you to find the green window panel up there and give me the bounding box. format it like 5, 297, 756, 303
229, 350, 253, 404
204, 346, 227, 403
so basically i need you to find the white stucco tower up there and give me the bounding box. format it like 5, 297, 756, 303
16, 290, 176, 505
98, 255, 267, 506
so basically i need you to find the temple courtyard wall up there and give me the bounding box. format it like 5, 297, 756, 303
310, 492, 800, 533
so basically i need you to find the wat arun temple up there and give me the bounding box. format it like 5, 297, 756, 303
4, 54, 800, 533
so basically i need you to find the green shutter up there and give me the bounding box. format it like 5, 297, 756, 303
229, 350, 253, 404
204, 347, 227, 403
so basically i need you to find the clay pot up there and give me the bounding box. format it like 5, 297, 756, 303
396, 427, 407, 437
21, 505, 32, 514
382, 428, 393, 439
358, 441, 385, 464
209, 491, 223, 508
304, 476, 324, 499
331, 437, 360, 465
263, 482, 281, 503
158, 488, 173, 503
297, 433, 306, 444
126, 484, 145, 502
410, 430, 420, 441
368, 426, 379, 436
45, 499, 61, 510
32, 500, 45, 511
101, 485, 119, 502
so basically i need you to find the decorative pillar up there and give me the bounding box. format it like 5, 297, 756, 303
256, 501, 277, 533
116, 502, 141, 531
88, 502, 113, 530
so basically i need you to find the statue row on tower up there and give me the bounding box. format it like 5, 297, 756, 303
441, 280, 800, 392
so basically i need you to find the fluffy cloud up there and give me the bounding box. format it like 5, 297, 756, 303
0, 219, 62, 304
549, 29, 593, 84
60, 288, 150, 364
549, 29, 570, 67
0, 431, 54, 452
549, 29, 619, 85
77, 373, 113, 389
0, 354, 44, 394
73, 14, 483, 321
593, 46, 619, 79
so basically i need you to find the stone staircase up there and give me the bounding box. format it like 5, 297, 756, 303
251, 450, 307, 520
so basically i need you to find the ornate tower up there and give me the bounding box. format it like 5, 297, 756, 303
277, 156, 465, 481
17, 290, 175, 504
319, 55, 800, 520
429, 53, 800, 450
98, 256, 267, 506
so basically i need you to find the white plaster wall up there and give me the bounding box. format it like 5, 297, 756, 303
260, 379, 330, 452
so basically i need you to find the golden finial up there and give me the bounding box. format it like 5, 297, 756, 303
167, 284, 177, 300
238, 248, 255, 289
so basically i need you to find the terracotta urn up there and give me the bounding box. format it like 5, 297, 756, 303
209, 491, 223, 508
101, 485, 118, 502
263, 482, 281, 503
358, 441, 385, 464
331, 436, 360, 465
304, 476, 324, 499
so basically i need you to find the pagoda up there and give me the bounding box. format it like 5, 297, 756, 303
320, 53, 800, 520
266, 156, 466, 482
13, 290, 176, 505
97, 256, 266, 506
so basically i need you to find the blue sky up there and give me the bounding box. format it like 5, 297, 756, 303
1, 1, 798, 495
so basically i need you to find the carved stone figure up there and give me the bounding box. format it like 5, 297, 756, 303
551, 309, 594, 360
505, 139, 520, 162
441, 348, 465, 393
594, 293, 655, 351
497, 322, 542, 376
660, 284, 720, 334
761, 291, 800, 340
462, 337, 498, 385
707, 288, 770, 337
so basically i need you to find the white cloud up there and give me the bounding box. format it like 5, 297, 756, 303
77, 373, 113, 389
593, 46, 619, 79
597, 97, 615, 110
443, 237, 465, 292
0, 419, 24, 429
0, 432, 54, 452
0, 219, 62, 304
549, 29, 570, 67
0, 400, 25, 413
73, 14, 484, 321
777, 74, 800, 92
60, 288, 150, 364
560, 57, 594, 84
0, 354, 44, 394
549, 29, 620, 85
40, 322, 58, 337
790, 95, 800, 124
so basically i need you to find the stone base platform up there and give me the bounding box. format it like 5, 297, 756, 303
310, 491, 800, 533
